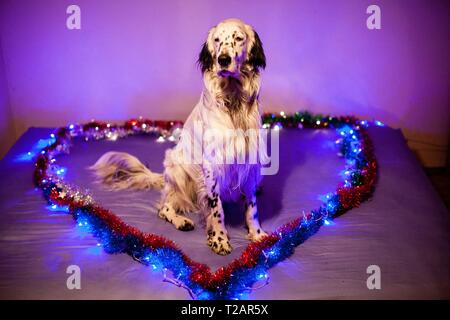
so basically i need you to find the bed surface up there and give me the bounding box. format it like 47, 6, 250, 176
0, 125, 449, 299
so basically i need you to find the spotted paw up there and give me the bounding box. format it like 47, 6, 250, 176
246, 229, 268, 242
158, 208, 195, 231
174, 217, 195, 231
207, 230, 232, 255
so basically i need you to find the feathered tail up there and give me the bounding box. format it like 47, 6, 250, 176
89, 151, 164, 190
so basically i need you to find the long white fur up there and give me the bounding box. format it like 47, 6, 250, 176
90, 19, 268, 255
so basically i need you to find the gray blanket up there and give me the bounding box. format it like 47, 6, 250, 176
0, 126, 448, 299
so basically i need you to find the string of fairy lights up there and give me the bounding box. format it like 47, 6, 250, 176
28, 111, 379, 299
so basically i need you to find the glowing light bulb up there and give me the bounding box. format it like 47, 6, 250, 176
273, 124, 281, 131
257, 272, 268, 279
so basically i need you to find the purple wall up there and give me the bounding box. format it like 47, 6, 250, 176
0, 0, 449, 165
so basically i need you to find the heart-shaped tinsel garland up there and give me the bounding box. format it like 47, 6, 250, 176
32, 111, 377, 300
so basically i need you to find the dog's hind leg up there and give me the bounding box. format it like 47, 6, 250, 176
158, 193, 195, 231
158, 202, 195, 231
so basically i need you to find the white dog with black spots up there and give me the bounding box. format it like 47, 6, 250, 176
91, 18, 268, 255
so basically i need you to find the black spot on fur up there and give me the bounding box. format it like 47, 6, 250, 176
178, 220, 194, 231
207, 197, 218, 208
218, 220, 222, 224
257, 229, 261, 234
218, 237, 223, 241
220, 231, 224, 235
197, 42, 213, 73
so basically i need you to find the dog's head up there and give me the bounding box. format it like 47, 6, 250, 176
198, 19, 266, 78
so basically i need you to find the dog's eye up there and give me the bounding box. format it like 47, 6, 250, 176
214, 38, 219, 42
235, 37, 244, 41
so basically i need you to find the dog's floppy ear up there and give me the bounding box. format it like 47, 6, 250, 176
198, 42, 213, 73
248, 31, 266, 72
198, 27, 216, 73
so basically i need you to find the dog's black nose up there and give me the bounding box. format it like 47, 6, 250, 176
218, 54, 231, 67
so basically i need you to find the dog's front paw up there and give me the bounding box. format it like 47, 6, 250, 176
246, 229, 268, 242
207, 230, 232, 255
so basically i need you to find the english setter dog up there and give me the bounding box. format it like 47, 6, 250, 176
91, 18, 268, 255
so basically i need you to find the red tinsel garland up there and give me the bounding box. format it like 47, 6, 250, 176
33, 113, 378, 297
